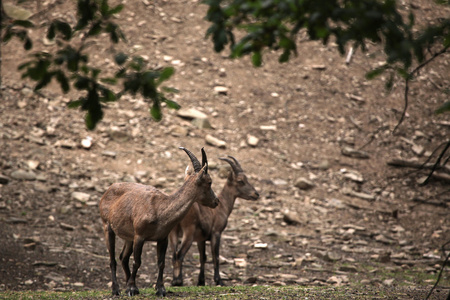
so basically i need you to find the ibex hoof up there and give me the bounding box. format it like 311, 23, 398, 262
126, 286, 140, 296
156, 286, 166, 297
171, 278, 183, 286
216, 280, 225, 286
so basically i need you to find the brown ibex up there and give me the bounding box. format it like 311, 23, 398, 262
169, 155, 259, 286
99, 147, 219, 297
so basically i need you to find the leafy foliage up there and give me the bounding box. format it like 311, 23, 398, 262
1, 0, 178, 130
204, 0, 449, 116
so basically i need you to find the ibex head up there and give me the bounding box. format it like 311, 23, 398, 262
219, 156, 259, 201
179, 147, 219, 208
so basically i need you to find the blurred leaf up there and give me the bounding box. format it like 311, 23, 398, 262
385, 72, 394, 92
252, 51, 262, 67
13, 20, 34, 28
24, 37, 32, 50
56, 71, 70, 93
365, 66, 388, 79
150, 103, 162, 121
55, 20, 72, 40
109, 4, 124, 15
114, 52, 128, 65
161, 86, 179, 94
67, 99, 83, 108
47, 23, 56, 40
163, 99, 181, 109
100, 77, 118, 84
35, 72, 53, 90
157, 67, 175, 84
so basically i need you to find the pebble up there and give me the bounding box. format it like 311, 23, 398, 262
191, 118, 213, 129
213, 86, 228, 95
205, 134, 226, 148
294, 177, 315, 190
10, 170, 36, 181
341, 146, 370, 159
247, 135, 259, 147
177, 108, 207, 120
71, 192, 90, 203
0, 174, 10, 184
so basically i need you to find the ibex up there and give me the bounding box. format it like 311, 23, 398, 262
169, 155, 259, 286
99, 147, 219, 297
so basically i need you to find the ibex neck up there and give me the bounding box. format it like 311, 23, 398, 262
218, 183, 237, 216
164, 180, 199, 225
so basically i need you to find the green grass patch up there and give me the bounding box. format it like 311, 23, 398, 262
0, 285, 430, 299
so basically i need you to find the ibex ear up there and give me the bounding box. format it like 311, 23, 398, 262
196, 164, 208, 183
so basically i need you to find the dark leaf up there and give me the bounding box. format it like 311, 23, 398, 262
365, 66, 388, 79
157, 67, 175, 85
163, 99, 181, 109
150, 103, 162, 121
24, 38, 32, 50
67, 99, 84, 108
56, 71, 70, 93
109, 4, 124, 15
13, 20, 34, 28
251, 51, 262, 67
114, 52, 128, 65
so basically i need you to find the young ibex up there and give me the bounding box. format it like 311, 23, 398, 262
169, 155, 259, 286
99, 147, 219, 297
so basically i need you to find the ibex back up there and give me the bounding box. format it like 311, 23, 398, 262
99, 147, 219, 297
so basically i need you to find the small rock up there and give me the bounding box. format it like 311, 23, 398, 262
254, 243, 268, 249
102, 151, 117, 158
412, 144, 425, 156
0, 174, 10, 184
234, 258, 247, 268
341, 146, 370, 159
170, 125, 189, 137
260, 125, 277, 131
26, 160, 40, 170
294, 177, 315, 190
283, 210, 302, 225
338, 265, 358, 273
205, 135, 226, 148
24, 279, 34, 285
324, 251, 342, 262
191, 118, 213, 129
213, 86, 228, 95
24, 243, 37, 250
311, 64, 326, 70
383, 278, 394, 286
177, 108, 207, 120
109, 130, 130, 143
10, 170, 36, 181
73, 282, 84, 287
71, 192, 90, 203
56, 139, 77, 149
247, 135, 259, 147
244, 277, 257, 284
81, 137, 93, 149
60, 223, 76, 231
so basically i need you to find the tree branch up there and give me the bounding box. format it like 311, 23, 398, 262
393, 47, 449, 134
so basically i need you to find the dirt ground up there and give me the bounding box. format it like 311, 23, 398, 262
1, 0, 449, 298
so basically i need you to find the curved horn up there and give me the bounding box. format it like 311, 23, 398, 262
179, 147, 201, 173
228, 156, 243, 172
219, 156, 242, 174
201, 147, 208, 174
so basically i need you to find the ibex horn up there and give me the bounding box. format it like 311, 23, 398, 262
201, 147, 208, 174
179, 147, 201, 173
219, 156, 242, 174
